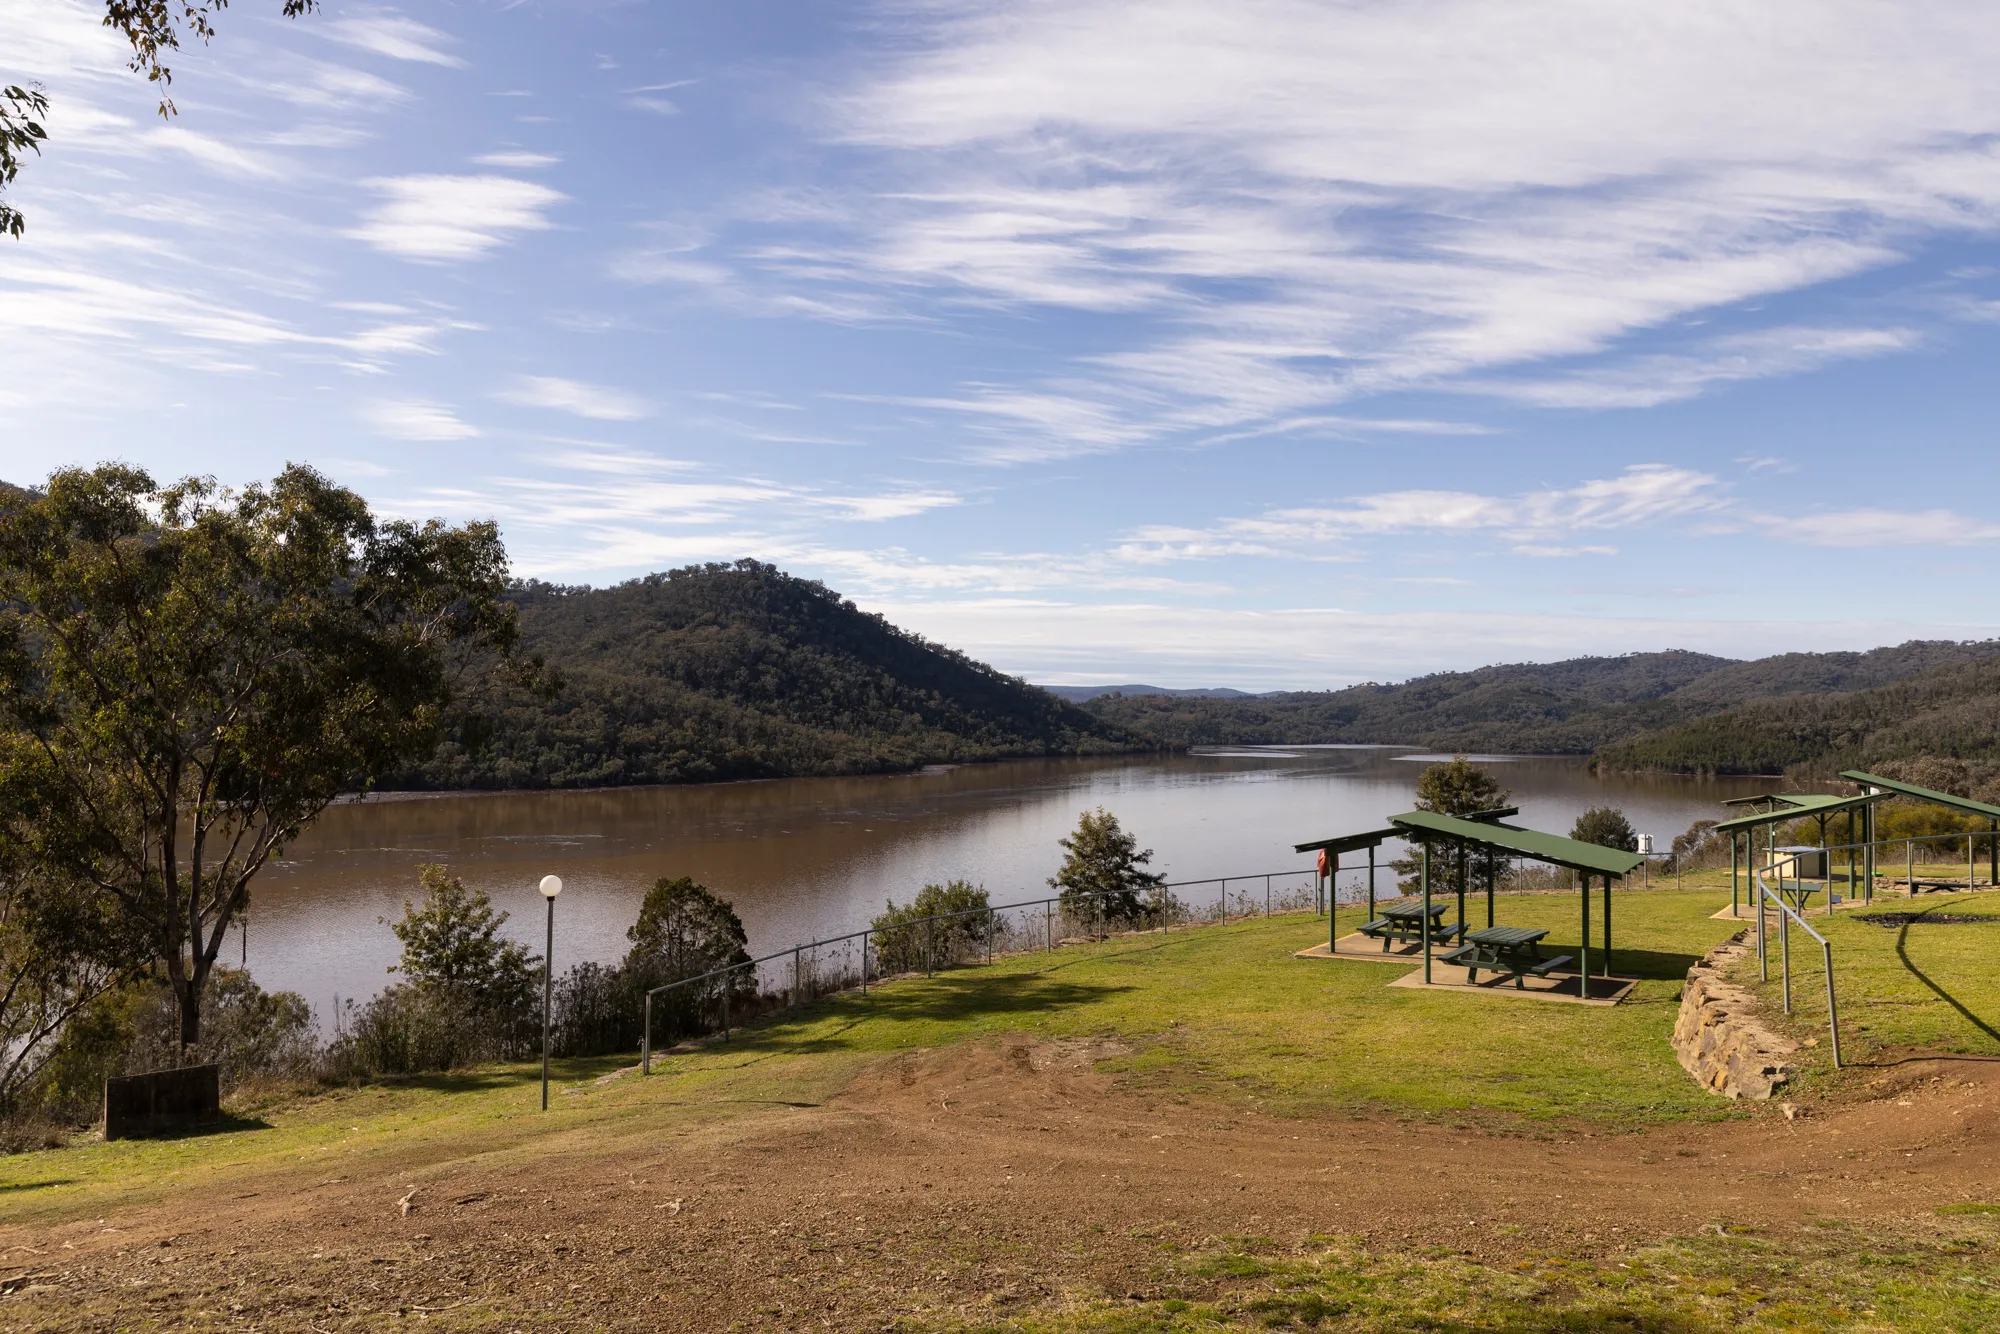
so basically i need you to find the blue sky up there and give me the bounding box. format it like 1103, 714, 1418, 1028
6, 0, 2000, 688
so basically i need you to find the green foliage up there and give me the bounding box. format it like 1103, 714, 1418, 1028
0, 464, 519, 1048
1083, 640, 2000, 758
1049, 809, 1165, 922
1394, 757, 1511, 896
0, 84, 48, 239
1598, 656, 2000, 775
1571, 805, 1638, 852
871, 880, 992, 974
391, 865, 539, 1011
394, 561, 1144, 790
625, 876, 754, 1040
25, 967, 315, 1125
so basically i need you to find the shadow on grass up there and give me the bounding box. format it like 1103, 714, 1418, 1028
0, 1177, 73, 1193
120, 1112, 274, 1142
740, 970, 1135, 1052
1895, 918, 2000, 1047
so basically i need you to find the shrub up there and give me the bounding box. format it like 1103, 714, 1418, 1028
624, 877, 754, 1045
1572, 806, 1638, 852
871, 880, 991, 974
1049, 809, 1164, 923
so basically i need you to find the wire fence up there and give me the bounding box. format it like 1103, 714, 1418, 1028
638, 867, 1343, 1071
1728, 828, 2000, 919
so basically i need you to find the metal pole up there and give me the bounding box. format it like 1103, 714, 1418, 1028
541, 894, 554, 1112
1455, 842, 1467, 936
642, 993, 653, 1075
862, 932, 870, 994
1367, 844, 1376, 922
721, 982, 730, 1042
1780, 888, 1792, 1014
1731, 832, 1739, 918
1824, 938, 1842, 1068
1421, 841, 1432, 984
1328, 854, 1338, 952
1046, 900, 1053, 949
1578, 870, 1590, 1000
1603, 873, 1612, 976
792, 946, 801, 1008
986, 908, 993, 964
1486, 851, 1495, 928
1757, 859, 1768, 981
1971, 830, 1977, 894
1908, 837, 1915, 898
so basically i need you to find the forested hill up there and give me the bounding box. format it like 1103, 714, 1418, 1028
393, 561, 1143, 789
1078, 640, 2000, 764
1595, 656, 2000, 775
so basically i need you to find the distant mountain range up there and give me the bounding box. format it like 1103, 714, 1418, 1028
1039, 684, 1277, 702
1079, 641, 2000, 775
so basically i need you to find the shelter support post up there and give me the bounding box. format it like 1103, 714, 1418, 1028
1578, 870, 1591, 1001
1991, 820, 1997, 891
1367, 845, 1376, 922
1731, 832, 1740, 918
1328, 853, 1338, 953
1456, 843, 1467, 934
1602, 873, 1612, 976
1421, 841, 1432, 985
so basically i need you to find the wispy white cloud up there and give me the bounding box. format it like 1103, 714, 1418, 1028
497, 375, 651, 421
863, 599, 1983, 691
663, 0, 2000, 456
473, 151, 559, 169
1785, 508, 2000, 547
361, 399, 480, 441
352, 175, 566, 261
321, 14, 466, 68
1112, 465, 1730, 563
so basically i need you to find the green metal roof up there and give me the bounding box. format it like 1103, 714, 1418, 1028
1842, 770, 2000, 821
1387, 809, 1646, 875
1293, 827, 1401, 856
1720, 793, 1820, 809
1714, 792, 1874, 833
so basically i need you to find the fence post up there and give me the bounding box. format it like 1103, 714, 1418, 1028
1779, 888, 1792, 1014
986, 908, 993, 964
1823, 938, 1842, 1068
721, 984, 730, 1042
1046, 900, 1053, 950
925, 919, 933, 977
1907, 838, 1914, 898
862, 932, 869, 995
642, 992, 653, 1075
793, 946, 801, 1008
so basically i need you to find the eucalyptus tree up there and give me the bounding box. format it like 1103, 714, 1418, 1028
0, 464, 519, 1050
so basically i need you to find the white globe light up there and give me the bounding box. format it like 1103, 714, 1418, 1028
539, 874, 563, 899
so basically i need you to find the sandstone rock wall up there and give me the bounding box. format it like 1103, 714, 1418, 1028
1673, 930, 1797, 1099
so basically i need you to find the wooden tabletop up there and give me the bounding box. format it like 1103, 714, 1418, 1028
1463, 925, 1548, 948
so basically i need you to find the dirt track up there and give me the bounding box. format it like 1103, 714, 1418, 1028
5, 1040, 1998, 1330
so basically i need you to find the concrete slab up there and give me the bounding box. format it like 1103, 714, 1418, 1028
1294, 937, 1636, 1005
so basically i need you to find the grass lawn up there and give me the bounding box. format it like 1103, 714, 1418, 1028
0, 887, 1743, 1226
1729, 890, 2000, 1082
941, 1217, 2000, 1333
10, 883, 2000, 1330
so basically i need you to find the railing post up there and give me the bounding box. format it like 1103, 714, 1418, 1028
792, 946, 801, 1008
1908, 838, 1915, 898
986, 907, 993, 964
642, 992, 653, 1075
862, 932, 869, 995
721, 983, 730, 1042
1046, 900, 1053, 950
1824, 938, 1842, 1068
1779, 888, 1792, 1014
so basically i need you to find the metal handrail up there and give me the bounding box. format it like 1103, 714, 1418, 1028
638, 867, 1322, 1072
1751, 863, 1841, 1067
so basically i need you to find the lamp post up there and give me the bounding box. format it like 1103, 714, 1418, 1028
539, 874, 563, 1111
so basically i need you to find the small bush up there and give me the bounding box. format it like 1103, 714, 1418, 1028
872, 880, 992, 974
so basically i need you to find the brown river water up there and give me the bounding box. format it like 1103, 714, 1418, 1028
244, 748, 1769, 1021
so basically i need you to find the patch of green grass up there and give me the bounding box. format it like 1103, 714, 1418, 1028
0, 889, 1741, 1223
956, 1217, 2000, 1333
1728, 892, 2000, 1073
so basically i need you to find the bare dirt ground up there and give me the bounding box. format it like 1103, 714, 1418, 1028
5, 1041, 1998, 1331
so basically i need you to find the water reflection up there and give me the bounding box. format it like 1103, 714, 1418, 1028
250, 748, 1769, 1017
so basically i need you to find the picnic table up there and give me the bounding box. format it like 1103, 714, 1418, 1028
1440, 925, 1573, 988
1357, 901, 1462, 951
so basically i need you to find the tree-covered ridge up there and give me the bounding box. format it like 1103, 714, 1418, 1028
1596, 657, 2000, 775
393, 560, 1145, 789
1079, 640, 2000, 759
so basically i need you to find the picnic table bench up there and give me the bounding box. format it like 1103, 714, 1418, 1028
1440, 925, 1573, 988
1357, 901, 1463, 951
